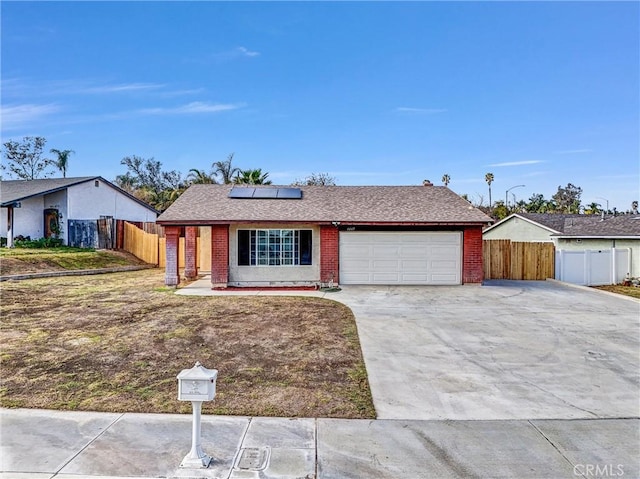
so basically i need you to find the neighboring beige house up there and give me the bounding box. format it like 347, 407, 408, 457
483, 213, 640, 285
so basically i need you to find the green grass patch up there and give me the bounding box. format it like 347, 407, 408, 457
0, 247, 147, 275
1, 246, 94, 257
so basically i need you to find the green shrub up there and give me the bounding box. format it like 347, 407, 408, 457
14, 237, 64, 249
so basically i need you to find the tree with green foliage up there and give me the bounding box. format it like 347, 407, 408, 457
584, 202, 601, 215
186, 168, 217, 184
514, 199, 527, 213
49, 148, 74, 178
552, 183, 582, 213
525, 193, 556, 213
2, 136, 54, 180
115, 155, 185, 211
491, 200, 509, 220
442, 174, 451, 187
212, 153, 240, 184
234, 168, 272, 185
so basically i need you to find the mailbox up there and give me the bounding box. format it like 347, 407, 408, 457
177, 361, 218, 402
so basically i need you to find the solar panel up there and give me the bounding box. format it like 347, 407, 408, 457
228, 186, 302, 199
277, 188, 302, 199
253, 188, 279, 198
228, 187, 255, 198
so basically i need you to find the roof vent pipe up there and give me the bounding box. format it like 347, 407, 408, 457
601, 211, 605, 221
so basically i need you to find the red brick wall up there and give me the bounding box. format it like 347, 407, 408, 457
211, 224, 229, 287
462, 226, 484, 283
320, 226, 340, 284
164, 226, 181, 286
184, 226, 198, 279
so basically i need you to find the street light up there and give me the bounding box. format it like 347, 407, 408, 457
596, 197, 609, 212
505, 185, 525, 208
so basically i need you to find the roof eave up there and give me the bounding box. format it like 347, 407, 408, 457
483, 213, 561, 235
156, 219, 489, 227
553, 235, 640, 239
0, 177, 101, 204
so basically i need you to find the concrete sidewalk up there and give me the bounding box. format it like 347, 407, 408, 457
2, 408, 638, 479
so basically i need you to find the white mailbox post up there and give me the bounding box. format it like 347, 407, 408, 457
177, 361, 218, 469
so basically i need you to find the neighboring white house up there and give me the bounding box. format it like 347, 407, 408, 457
1, 177, 158, 247
483, 213, 640, 285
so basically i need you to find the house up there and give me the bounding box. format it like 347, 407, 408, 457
483, 212, 640, 284
1, 177, 158, 247
483, 213, 582, 243
156, 184, 493, 288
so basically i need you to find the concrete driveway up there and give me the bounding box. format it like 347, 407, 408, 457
334, 281, 640, 421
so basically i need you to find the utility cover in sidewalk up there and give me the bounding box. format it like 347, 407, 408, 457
235, 447, 270, 471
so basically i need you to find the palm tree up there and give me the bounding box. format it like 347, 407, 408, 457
50, 149, 74, 178
212, 153, 240, 184
233, 168, 272, 185
515, 199, 527, 213
187, 169, 217, 184
441, 174, 451, 187
485, 172, 494, 209
584, 202, 601, 215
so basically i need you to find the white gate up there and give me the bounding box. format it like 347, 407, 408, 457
555, 248, 630, 286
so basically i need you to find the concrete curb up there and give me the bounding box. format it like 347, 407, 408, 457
0, 265, 155, 282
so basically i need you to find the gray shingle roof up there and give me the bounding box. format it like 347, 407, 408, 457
157, 184, 493, 225
1, 177, 99, 205
489, 212, 640, 238
517, 213, 584, 233
554, 214, 640, 237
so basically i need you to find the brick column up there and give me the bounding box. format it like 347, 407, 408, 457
184, 226, 198, 280
320, 225, 340, 285
211, 224, 229, 288
164, 226, 181, 286
462, 226, 484, 284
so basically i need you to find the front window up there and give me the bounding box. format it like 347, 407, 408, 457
238, 229, 312, 266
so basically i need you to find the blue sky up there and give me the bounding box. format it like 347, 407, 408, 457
2, 1, 638, 211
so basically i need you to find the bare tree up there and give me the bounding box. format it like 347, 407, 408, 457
292, 172, 337, 186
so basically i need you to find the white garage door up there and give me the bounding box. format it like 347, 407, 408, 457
339, 231, 461, 285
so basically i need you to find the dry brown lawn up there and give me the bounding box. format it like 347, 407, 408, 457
0, 269, 375, 418
592, 284, 640, 300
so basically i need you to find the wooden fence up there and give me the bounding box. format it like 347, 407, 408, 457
483, 240, 555, 280
122, 222, 210, 270
123, 222, 159, 265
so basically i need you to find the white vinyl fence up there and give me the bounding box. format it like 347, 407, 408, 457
555, 248, 630, 286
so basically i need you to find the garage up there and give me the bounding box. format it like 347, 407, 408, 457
339, 231, 462, 285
